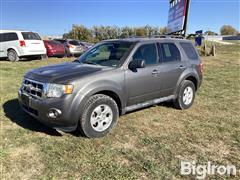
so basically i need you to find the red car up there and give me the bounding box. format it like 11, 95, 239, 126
43, 40, 65, 58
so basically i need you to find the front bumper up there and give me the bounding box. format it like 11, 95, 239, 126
18, 90, 78, 132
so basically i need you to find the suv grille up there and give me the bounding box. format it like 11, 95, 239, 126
22, 79, 45, 99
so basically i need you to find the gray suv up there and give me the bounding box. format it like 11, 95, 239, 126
18, 38, 203, 138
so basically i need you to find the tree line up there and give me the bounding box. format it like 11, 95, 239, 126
63, 25, 168, 43
63, 24, 239, 42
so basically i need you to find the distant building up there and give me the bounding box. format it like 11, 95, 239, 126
204, 35, 240, 41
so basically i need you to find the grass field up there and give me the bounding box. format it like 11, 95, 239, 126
0, 43, 240, 179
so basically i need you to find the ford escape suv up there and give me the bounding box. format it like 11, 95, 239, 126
18, 37, 203, 138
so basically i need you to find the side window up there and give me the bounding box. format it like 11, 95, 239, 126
0, 33, 18, 42
0, 34, 3, 42
132, 44, 158, 65
180, 42, 199, 60
159, 43, 181, 62
8, 33, 18, 41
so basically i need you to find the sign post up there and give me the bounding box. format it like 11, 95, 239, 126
167, 0, 190, 37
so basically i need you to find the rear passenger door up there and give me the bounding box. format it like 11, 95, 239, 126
157, 42, 187, 97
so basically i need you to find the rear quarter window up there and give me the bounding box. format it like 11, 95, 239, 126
22, 32, 41, 40
180, 42, 199, 60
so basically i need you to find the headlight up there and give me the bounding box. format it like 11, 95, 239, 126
46, 84, 74, 98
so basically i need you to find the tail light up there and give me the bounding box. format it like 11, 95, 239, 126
47, 44, 53, 49
67, 44, 74, 48
199, 61, 204, 73
19, 40, 26, 47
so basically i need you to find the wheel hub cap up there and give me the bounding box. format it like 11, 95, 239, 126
183, 86, 193, 105
90, 104, 113, 132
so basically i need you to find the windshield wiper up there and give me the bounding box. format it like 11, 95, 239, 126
82, 61, 99, 66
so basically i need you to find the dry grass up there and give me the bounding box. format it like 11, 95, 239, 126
0, 43, 240, 179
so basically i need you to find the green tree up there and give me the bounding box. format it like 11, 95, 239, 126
63, 25, 170, 42
220, 25, 238, 35
204, 31, 218, 35
159, 27, 168, 34
135, 28, 146, 37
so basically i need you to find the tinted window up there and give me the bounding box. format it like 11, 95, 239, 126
22, 32, 41, 40
69, 40, 79, 46
159, 43, 181, 62
48, 40, 61, 45
0, 33, 18, 42
180, 42, 199, 60
54, 39, 66, 43
133, 44, 158, 65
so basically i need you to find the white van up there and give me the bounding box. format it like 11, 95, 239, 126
0, 30, 46, 61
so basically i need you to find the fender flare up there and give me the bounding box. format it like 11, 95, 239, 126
70, 81, 125, 123
174, 70, 199, 97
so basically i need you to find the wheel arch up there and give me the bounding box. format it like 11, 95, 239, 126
93, 90, 122, 115
174, 72, 199, 97
185, 76, 198, 91
7, 47, 20, 56
71, 84, 125, 124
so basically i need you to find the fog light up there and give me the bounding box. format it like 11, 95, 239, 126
48, 108, 62, 119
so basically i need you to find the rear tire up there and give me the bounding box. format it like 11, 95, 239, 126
174, 80, 196, 110
7, 50, 19, 61
40, 54, 48, 60
77, 94, 119, 138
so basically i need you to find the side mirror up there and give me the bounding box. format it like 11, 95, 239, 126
129, 59, 146, 69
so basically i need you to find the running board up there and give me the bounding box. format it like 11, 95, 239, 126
124, 95, 175, 113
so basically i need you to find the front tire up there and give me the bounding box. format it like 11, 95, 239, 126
7, 50, 19, 61
78, 94, 119, 138
174, 80, 196, 110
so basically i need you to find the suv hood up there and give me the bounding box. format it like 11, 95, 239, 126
25, 62, 109, 83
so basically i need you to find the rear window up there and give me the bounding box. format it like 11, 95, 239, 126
180, 42, 199, 60
22, 32, 41, 40
48, 40, 61, 45
54, 39, 66, 43
0, 33, 18, 42
69, 40, 79, 46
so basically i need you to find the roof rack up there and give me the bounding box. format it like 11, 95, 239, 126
119, 35, 185, 39
151, 35, 185, 39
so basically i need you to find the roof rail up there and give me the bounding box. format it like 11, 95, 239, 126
151, 35, 185, 39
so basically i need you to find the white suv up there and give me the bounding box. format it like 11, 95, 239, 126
0, 30, 46, 61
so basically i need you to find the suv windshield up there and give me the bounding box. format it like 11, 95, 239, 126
79, 42, 134, 67
22, 32, 41, 40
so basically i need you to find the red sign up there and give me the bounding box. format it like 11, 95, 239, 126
167, 0, 189, 34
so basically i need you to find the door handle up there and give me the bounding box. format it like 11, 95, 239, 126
152, 69, 159, 75
179, 65, 186, 70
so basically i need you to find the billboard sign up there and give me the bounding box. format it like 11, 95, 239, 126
167, 0, 189, 34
